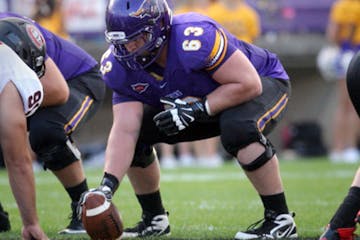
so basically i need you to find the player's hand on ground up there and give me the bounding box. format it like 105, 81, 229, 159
153, 97, 210, 136
22, 224, 49, 240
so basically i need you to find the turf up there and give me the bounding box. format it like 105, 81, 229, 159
0, 157, 358, 239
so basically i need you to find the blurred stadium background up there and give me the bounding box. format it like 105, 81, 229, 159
2, 0, 339, 156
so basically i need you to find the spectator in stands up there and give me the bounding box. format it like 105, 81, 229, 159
208, 0, 261, 43
175, 0, 208, 14
193, 138, 223, 167
158, 143, 195, 169
326, 0, 360, 163
319, 48, 360, 240
32, 0, 69, 39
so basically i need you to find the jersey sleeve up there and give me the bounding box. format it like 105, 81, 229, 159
175, 21, 236, 73
100, 47, 134, 105
0, 43, 44, 116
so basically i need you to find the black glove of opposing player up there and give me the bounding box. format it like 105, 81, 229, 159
153, 97, 210, 136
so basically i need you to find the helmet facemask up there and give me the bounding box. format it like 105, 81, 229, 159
105, 0, 172, 70
106, 24, 166, 70
32, 52, 46, 78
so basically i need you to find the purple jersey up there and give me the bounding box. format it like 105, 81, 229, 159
0, 12, 98, 81
101, 13, 289, 108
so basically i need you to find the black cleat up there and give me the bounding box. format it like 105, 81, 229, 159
234, 210, 297, 239
58, 202, 86, 234
0, 208, 10, 232
122, 212, 170, 238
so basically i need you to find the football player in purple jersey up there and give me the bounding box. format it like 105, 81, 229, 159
0, 18, 49, 240
319, 52, 360, 240
87, 0, 296, 239
0, 13, 106, 235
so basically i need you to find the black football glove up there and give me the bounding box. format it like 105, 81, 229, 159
77, 185, 113, 220
153, 97, 211, 136
95, 185, 113, 201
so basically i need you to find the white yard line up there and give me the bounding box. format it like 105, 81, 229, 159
0, 169, 355, 185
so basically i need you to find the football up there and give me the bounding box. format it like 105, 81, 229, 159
81, 191, 123, 240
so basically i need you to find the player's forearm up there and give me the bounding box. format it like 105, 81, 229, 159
6, 155, 39, 226
104, 126, 138, 183
206, 81, 261, 115
104, 102, 143, 185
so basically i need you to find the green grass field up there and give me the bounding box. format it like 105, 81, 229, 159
0, 157, 359, 239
